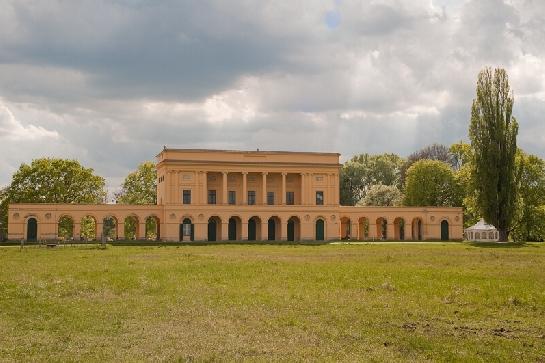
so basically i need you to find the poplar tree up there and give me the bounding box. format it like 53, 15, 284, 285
469, 67, 518, 242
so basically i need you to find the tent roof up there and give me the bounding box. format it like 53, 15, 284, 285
465, 218, 497, 231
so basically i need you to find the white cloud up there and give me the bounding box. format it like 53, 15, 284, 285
0, 101, 59, 141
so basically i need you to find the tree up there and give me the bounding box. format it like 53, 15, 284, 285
0, 159, 106, 232
116, 161, 157, 205
511, 152, 545, 242
404, 160, 462, 207
450, 142, 480, 227
400, 144, 456, 185
358, 184, 403, 206
340, 153, 404, 205
469, 67, 518, 241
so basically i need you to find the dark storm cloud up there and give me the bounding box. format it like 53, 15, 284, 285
1, 0, 545, 189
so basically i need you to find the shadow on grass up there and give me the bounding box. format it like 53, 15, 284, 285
466, 241, 530, 248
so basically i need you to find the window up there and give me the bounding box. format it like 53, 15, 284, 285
248, 191, 256, 205
228, 191, 236, 205
183, 190, 191, 204
316, 191, 324, 205
286, 192, 294, 205
208, 190, 216, 204
267, 192, 275, 205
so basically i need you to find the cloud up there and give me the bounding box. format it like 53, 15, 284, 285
0, 101, 59, 141
0, 0, 544, 188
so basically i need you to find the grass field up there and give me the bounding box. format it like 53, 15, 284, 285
0, 242, 544, 362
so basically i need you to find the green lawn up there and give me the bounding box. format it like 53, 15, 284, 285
0, 243, 544, 362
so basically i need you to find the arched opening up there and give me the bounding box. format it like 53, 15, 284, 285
315, 218, 325, 241
208, 216, 222, 241
376, 217, 387, 240
81, 216, 97, 241
488, 231, 494, 240
180, 218, 194, 241
394, 217, 405, 240
248, 216, 261, 241
287, 216, 301, 241
441, 220, 449, 241
340, 217, 351, 240
27, 217, 38, 242
267, 216, 281, 241
411, 218, 423, 241
124, 216, 139, 240
145, 216, 160, 241
58, 215, 74, 240
103, 216, 118, 241
358, 217, 369, 240
228, 216, 242, 241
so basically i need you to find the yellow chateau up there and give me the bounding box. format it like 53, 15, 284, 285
8, 148, 463, 242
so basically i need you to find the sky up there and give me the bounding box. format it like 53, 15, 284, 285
1, 0, 545, 192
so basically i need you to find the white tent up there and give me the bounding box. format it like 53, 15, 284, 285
465, 218, 499, 242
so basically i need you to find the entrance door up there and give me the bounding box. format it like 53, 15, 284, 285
268, 219, 275, 240
27, 218, 37, 242
441, 220, 449, 241
208, 220, 217, 241
228, 218, 236, 241
287, 220, 295, 241
248, 219, 256, 241
316, 219, 324, 241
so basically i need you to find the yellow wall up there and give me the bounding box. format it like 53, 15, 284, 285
7, 148, 463, 242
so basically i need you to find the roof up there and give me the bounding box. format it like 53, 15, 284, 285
465, 218, 497, 231
156, 148, 340, 158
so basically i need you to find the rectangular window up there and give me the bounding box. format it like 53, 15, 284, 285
286, 191, 295, 205
267, 192, 275, 205
183, 189, 191, 204
248, 191, 256, 205
316, 191, 324, 205
228, 191, 236, 205
208, 190, 216, 204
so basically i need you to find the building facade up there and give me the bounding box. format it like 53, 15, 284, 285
8, 149, 464, 242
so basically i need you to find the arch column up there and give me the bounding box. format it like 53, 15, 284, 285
138, 222, 146, 240
73, 222, 81, 240
369, 221, 377, 240
351, 222, 358, 240
96, 222, 103, 240
387, 223, 395, 240
241, 221, 248, 240
117, 221, 125, 240
281, 220, 288, 241
221, 222, 229, 241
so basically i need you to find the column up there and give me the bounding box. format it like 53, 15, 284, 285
281, 220, 287, 241
307, 173, 313, 205
351, 222, 359, 240
369, 222, 377, 240
221, 222, 229, 241
117, 221, 125, 240
138, 221, 146, 240
300, 173, 305, 205
242, 172, 248, 205
201, 171, 207, 205
387, 223, 395, 241
281, 172, 287, 205
73, 223, 81, 241
262, 172, 268, 205
96, 222, 103, 240
165, 171, 171, 204
334, 173, 340, 205
241, 221, 248, 240
222, 172, 228, 205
